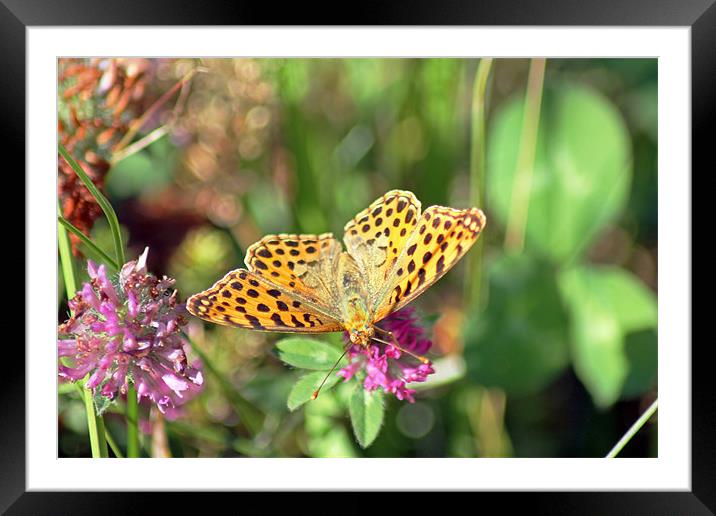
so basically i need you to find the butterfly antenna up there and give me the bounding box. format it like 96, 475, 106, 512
311, 345, 351, 401
372, 327, 431, 365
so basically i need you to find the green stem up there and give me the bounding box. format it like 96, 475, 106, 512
82, 389, 109, 458
606, 399, 658, 458
126, 384, 140, 457
465, 57, 493, 308
58, 211, 108, 458
104, 427, 124, 458
185, 333, 265, 435
504, 58, 546, 252
111, 124, 169, 165
58, 143, 125, 265
77, 385, 122, 458
58, 216, 119, 271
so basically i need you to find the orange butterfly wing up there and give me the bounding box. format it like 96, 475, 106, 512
343, 190, 421, 302
186, 268, 343, 333
372, 205, 486, 322
244, 233, 343, 308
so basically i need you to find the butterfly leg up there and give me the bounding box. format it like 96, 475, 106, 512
373, 326, 431, 365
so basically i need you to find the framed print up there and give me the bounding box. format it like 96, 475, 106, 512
5, 0, 710, 511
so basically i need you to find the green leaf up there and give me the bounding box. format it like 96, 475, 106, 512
559, 265, 657, 408
275, 337, 345, 370
287, 371, 342, 411
464, 253, 570, 396
487, 82, 632, 263
92, 389, 113, 417
349, 387, 385, 448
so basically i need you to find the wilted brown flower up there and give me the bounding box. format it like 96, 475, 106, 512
58, 58, 158, 254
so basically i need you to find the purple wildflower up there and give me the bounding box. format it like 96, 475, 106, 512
58, 247, 203, 414
339, 307, 435, 402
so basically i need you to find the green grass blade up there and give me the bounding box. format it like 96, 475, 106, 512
606, 399, 658, 458
465, 57, 493, 308
58, 143, 125, 265
58, 216, 119, 271
58, 207, 77, 298
104, 427, 124, 458
504, 58, 547, 251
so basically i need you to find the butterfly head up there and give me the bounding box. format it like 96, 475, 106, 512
348, 324, 375, 347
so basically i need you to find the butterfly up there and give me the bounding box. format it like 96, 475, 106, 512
186, 190, 486, 352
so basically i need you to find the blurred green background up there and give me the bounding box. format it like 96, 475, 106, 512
58, 58, 657, 458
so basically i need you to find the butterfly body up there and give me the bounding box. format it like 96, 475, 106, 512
187, 190, 486, 344
342, 296, 375, 346
335, 252, 375, 345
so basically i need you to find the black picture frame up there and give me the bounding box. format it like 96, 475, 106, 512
5, 0, 708, 512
